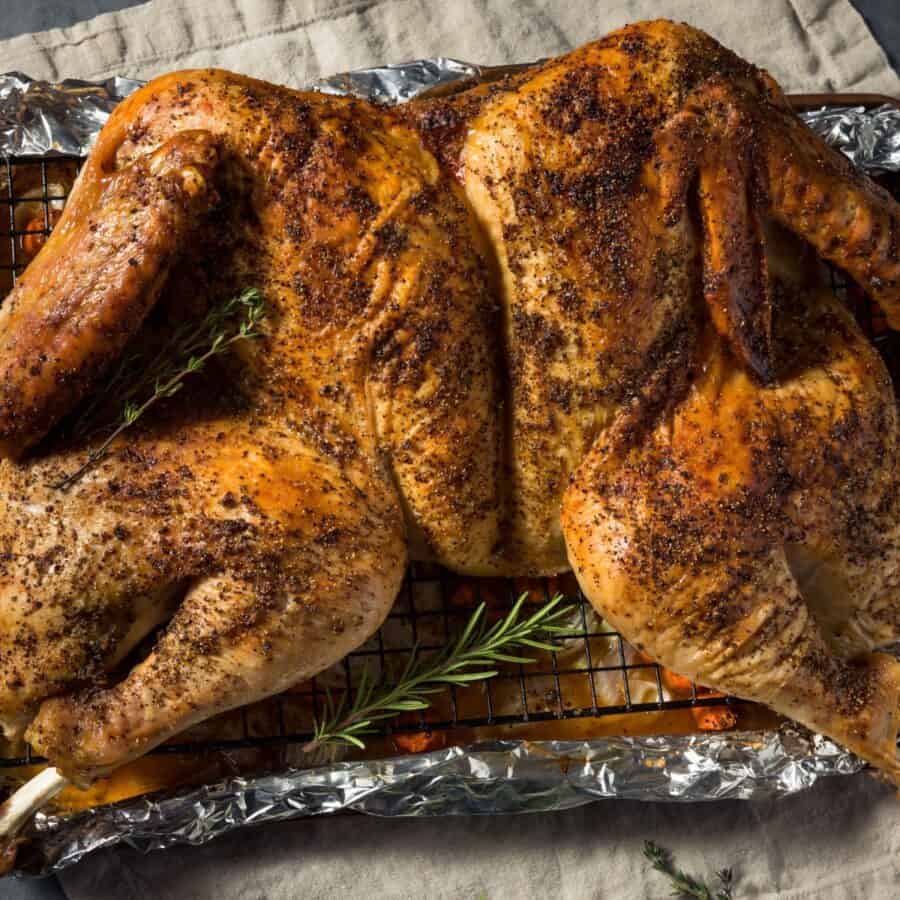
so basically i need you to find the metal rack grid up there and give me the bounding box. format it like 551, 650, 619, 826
0, 156, 74, 293
0, 153, 894, 769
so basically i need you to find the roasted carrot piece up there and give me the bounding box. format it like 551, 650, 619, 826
393, 731, 445, 754
661, 669, 693, 695
692, 706, 738, 731
20, 211, 62, 259
450, 583, 477, 608
619, 650, 697, 697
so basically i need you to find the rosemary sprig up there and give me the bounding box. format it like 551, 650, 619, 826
52, 288, 266, 490
643, 841, 735, 900
303, 593, 575, 753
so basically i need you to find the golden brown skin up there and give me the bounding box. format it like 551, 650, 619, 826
0, 132, 221, 456
0, 20, 897, 783
0, 72, 498, 779
417, 20, 900, 780
563, 235, 900, 781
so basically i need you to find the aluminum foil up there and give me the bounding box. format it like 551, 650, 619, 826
0, 62, 897, 876
313, 57, 485, 103
16, 729, 863, 875
799, 103, 900, 172
0, 73, 140, 156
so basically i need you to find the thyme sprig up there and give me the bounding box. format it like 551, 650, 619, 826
52, 288, 265, 490
303, 593, 574, 753
643, 841, 735, 900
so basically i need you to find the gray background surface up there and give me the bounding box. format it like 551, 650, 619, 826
0, 1, 898, 897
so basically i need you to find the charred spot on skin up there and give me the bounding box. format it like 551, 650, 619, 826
405, 69, 515, 172
557, 281, 585, 318
343, 185, 380, 220
373, 222, 409, 257
511, 309, 565, 359
314, 526, 346, 547
410, 187, 438, 214
542, 67, 610, 134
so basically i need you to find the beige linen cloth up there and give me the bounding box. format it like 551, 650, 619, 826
0, 0, 897, 897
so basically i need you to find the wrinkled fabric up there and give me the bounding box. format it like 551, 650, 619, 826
0, 0, 898, 94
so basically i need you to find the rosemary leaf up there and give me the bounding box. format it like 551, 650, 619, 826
304, 593, 575, 753
433, 670, 500, 683
485, 652, 535, 664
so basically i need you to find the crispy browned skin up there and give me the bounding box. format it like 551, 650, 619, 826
563, 232, 900, 780
0, 20, 897, 783
0, 132, 221, 456
413, 20, 900, 779
0, 73, 496, 779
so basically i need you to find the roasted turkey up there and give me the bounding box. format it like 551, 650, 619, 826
0, 19, 896, 788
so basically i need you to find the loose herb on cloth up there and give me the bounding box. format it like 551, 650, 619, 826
304, 593, 574, 752
52, 287, 266, 490
643, 840, 735, 899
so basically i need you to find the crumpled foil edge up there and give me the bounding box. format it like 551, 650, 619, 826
798, 103, 900, 172
0, 72, 141, 157
2, 63, 898, 171
0, 61, 895, 875
20, 729, 864, 875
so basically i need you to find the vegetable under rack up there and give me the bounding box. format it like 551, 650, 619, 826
0, 154, 896, 770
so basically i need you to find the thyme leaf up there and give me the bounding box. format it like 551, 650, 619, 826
643, 841, 735, 899
51, 288, 265, 490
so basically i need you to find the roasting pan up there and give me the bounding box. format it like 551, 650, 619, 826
0, 69, 897, 873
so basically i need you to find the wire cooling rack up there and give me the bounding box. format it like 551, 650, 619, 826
0, 154, 895, 768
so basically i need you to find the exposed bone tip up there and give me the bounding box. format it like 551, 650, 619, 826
0, 767, 69, 869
